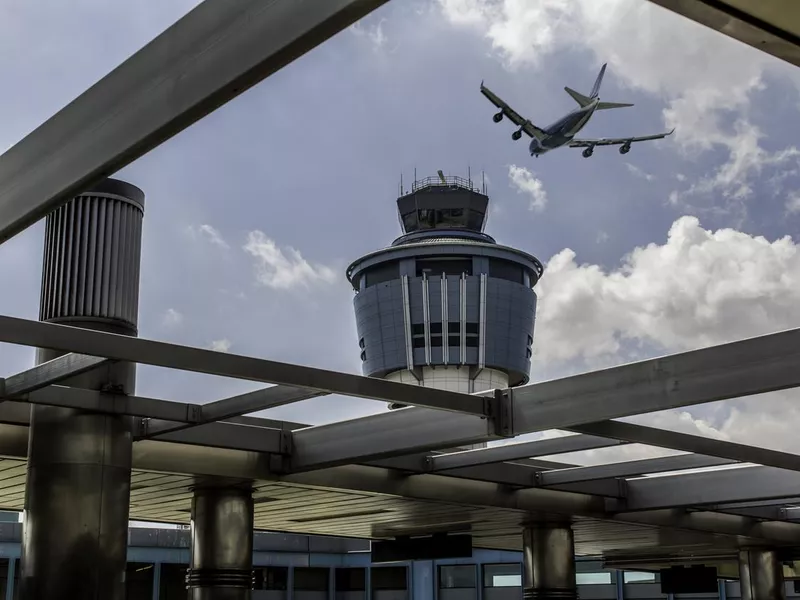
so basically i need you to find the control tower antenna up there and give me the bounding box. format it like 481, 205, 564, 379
468, 165, 472, 189
482, 170, 486, 195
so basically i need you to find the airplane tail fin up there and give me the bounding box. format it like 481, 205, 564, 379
595, 101, 634, 110
590, 63, 607, 98
564, 87, 593, 108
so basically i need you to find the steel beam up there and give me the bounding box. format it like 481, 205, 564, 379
139, 385, 324, 438
646, 0, 800, 69
625, 465, 800, 509
0, 354, 110, 397
569, 421, 800, 472
539, 454, 736, 486
428, 435, 625, 472
291, 325, 800, 469
0, 315, 488, 415
0, 0, 390, 244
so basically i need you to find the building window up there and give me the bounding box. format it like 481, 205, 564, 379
577, 572, 612, 585
416, 258, 473, 277
439, 565, 476, 589
483, 563, 521, 588
623, 571, 656, 583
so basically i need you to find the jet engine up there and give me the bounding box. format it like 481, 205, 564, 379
512, 129, 523, 141
619, 142, 631, 154
493, 112, 503, 123
582, 147, 593, 158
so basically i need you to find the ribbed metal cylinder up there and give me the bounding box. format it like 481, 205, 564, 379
20, 178, 143, 600
187, 487, 255, 600
39, 177, 144, 334
739, 549, 786, 600
523, 524, 578, 600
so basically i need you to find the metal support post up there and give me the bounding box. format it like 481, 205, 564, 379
19, 178, 144, 600
522, 523, 578, 600
738, 549, 786, 600
187, 487, 255, 599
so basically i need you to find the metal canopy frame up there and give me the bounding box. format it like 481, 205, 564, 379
1, 0, 800, 564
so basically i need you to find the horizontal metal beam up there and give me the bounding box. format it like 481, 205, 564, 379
139, 385, 324, 439
512, 325, 800, 434
291, 407, 495, 471
291, 324, 800, 470
24, 386, 201, 422
539, 454, 736, 486
428, 435, 625, 472
0, 315, 488, 416
569, 421, 800, 472
0, 0, 390, 244
646, 0, 800, 69
0, 353, 110, 397
625, 465, 800, 509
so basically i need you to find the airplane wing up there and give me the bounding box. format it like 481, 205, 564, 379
480, 82, 547, 140
568, 128, 675, 148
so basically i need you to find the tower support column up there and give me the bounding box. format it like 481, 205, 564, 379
187, 487, 255, 600
739, 549, 786, 600
522, 523, 578, 600
19, 179, 145, 600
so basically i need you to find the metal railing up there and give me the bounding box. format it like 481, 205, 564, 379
411, 174, 484, 194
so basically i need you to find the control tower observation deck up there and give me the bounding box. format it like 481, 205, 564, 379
346, 172, 544, 404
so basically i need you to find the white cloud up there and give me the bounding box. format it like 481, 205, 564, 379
508, 165, 547, 211
243, 231, 337, 290
351, 18, 388, 49
786, 191, 800, 214
533, 215, 800, 369
188, 224, 229, 249
209, 339, 232, 353
162, 308, 183, 327
624, 162, 654, 182
596, 231, 609, 244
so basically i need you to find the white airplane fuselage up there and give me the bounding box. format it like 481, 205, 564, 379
529, 99, 599, 157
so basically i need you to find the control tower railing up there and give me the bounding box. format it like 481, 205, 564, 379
410, 174, 485, 194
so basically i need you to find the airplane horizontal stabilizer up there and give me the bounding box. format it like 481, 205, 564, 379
565, 86, 592, 108
595, 101, 634, 110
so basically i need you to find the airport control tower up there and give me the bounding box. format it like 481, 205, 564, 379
346, 171, 544, 408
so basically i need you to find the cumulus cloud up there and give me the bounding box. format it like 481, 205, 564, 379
209, 339, 232, 353
534, 215, 800, 367
786, 191, 800, 214
188, 224, 229, 249
243, 231, 337, 290
508, 165, 548, 211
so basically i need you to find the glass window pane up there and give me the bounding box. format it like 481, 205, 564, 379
439, 565, 476, 589
624, 571, 656, 583
483, 564, 521, 588
577, 572, 612, 585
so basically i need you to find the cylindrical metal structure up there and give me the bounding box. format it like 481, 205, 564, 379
522, 523, 578, 600
739, 549, 786, 600
19, 178, 144, 600
187, 487, 255, 600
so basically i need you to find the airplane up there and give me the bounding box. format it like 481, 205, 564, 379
480, 63, 674, 158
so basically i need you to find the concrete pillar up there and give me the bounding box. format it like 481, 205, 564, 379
19, 178, 145, 600
187, 487, 255, 600
522, 523, 578, 600
739, 549, 786, 600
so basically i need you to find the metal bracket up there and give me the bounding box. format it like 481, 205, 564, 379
489, 388, 514, 438
279, 430, 294, 455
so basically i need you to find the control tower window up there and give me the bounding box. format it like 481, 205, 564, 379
489, 259, 524, 285
365, 263, 400, 288
416, 258, 472, 277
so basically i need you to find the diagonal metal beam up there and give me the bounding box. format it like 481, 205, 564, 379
569, 420, 800, 473
0, 315, 488, 416
427, 435, 626, 472
539, 454, 737, 486
138, 385, 324, 439
0, 353, 110, 397
0, 0, 390, 244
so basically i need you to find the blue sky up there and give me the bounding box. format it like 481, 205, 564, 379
2, 0, 800, 464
